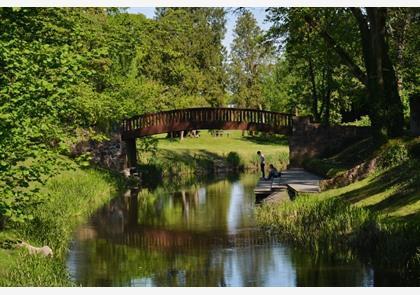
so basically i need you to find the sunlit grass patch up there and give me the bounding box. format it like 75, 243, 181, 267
143, 131, 289, 175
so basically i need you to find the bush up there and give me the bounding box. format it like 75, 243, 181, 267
226, 152, 241, 168
341, 115, 371, 127
378, 141, 409, 169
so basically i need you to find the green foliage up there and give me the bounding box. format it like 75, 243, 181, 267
265, 7, 417, 135
341, 115, 371, 127
265, 8, 366, 125
137, 137, 159, 164
0, 8, 229, 229
229, 10, 274, 108
257, 193, 420, 274
226, 151, 241, 168
303, 158, 348, 178
74, 152, 93, 168
387, 8, 420, 118
261, 58, 302, 113
0, 8, 109, 227
378, 141, 409, 169
134, 8, 228, 107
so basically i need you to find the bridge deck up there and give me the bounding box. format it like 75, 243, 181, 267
254, 168, 322, 196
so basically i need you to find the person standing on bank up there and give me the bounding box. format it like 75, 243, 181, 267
257, 151, 265, 179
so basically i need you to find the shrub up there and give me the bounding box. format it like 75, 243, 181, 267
226, 151, 241, 168
341, 115, 371, 127
378, 141, 409, 169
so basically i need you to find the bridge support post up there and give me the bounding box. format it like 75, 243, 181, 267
125, 138, 137, 172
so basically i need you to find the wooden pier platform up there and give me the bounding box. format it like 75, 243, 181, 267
254, 168, 322, 196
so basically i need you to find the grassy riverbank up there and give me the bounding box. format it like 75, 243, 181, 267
0, 167, 124, 286
0, 131, 287, 286
139, 131, 289, 177
256, 137, 420, 279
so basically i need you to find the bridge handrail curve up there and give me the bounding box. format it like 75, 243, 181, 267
123, 107, 294, 122
121, 107, 293, 133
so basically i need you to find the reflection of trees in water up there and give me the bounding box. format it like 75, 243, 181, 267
133, 178, 234, 232
71, 173, 289, 286
71, 239, 229, 286
87, 194, 128, 236
85, 173, 260, 238
289, 247, 371, 286
71, 232, 281, 286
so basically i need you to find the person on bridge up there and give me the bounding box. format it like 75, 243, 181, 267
257, 151, 265, 179
266, 164, 280, 180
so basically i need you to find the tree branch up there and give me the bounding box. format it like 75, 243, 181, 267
303, 14, 368, 86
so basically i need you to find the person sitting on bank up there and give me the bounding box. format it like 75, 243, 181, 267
266, 164, 280, 180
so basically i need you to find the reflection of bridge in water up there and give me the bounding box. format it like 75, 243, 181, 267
101, 228, 279, 252
70, 178, 379, 287
77, 184, 279, 252
77, 215, 279, 252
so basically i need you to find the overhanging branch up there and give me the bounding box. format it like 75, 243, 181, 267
304, 14, 368, 86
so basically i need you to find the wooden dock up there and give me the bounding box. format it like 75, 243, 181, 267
254, 168, 322, 196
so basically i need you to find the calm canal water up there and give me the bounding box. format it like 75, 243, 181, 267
66, 173, 407, 287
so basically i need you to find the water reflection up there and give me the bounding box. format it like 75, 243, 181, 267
67, 173, 374, 287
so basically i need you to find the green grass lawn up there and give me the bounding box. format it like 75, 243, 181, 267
155, 130, 288, 156
141, 131, 289, 175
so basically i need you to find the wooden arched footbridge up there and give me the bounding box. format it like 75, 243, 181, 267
120, 107, 371, 169
121, 107, 293, 139
121, 107, 294, 168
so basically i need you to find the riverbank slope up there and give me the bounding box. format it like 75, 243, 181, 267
256, 137, 420, 282
0, 132, 289, 286
0, 167, 124, 286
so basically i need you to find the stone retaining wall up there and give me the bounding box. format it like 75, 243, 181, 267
289, 116, 371, 167
70, 133, 127, 173
319, 157, 378, 190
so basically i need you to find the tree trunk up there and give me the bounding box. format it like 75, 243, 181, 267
322, 65, 332, 126
364, 8, 404, 137
307, 8, 404, 137
308, 56, 320, 122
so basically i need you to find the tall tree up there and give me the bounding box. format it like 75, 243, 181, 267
229, 10, 274, 109
142, 8, 227, 107
305, 8, 404, 137
267, 7, 408, 137
266, 8, 365, 125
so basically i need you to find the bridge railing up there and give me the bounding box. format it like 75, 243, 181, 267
121, 107, 293, 133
